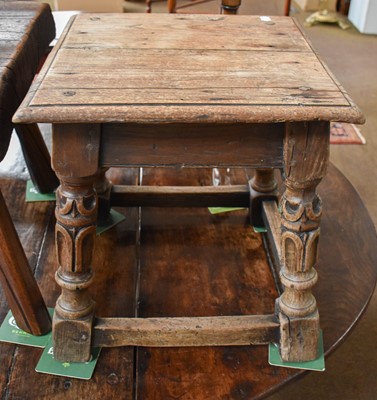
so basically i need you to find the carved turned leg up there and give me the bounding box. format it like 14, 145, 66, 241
249, 169, 278, 227
277, 121, 329, 362
53, 176, 97, 362
52, 124, 101, 362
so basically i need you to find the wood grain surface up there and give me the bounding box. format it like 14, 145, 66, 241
100, 123, 284, 168
14, 14, 364, 124
0, 164, 375, 398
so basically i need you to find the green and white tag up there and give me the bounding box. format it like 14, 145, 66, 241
268, 331, 325, 371
36, 337, 101, 380
96, 208, 126, 235
253, 226, 268, 233
208, 207, 245, 215
25, 180, 56, 202
0, 309, 52, 347
0, 309, 101, 379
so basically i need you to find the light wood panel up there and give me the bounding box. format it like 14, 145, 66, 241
14, 14, 364, 124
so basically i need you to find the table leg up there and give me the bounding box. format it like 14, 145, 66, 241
51, 123, 101, 362
53, 175, 97, 362
249, 169, 278, 227
0, 189, 51, 335
15, 124, 59, 194
277, 121, 329, 362
146, 0, 152, 13
95, 168, 112, 225
167, 0, 176, 13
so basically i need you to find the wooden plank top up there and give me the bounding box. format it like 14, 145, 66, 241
14, 13, 364, 125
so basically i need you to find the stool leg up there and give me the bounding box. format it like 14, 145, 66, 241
277, 121, 329, 362
95, 168, 112, 225
51, 123, 100, 362
53, 175, 97, 362
0, 189, 51, 335
15, 123, 59, 194
249, 169, 278, 227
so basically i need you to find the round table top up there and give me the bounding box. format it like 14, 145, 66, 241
0, 164, 375, 399
111, 163, 377, 399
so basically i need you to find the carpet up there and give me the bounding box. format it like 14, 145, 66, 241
330, 122, 366, 144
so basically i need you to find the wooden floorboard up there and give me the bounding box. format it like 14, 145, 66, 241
135, 168, 290, 399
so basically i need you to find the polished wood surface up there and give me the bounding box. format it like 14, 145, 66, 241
0, 164, 375, 398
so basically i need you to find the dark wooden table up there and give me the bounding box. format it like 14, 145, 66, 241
0, 164, 376, 399
0, 1, 57, 192
14, 13, 365, 364
0, 1, 58, 336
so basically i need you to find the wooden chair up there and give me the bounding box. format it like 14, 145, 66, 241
147, 0, 291, 16
147, 0, 215, 13
0, 1, 58, 335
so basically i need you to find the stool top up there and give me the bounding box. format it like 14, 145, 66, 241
14, 13, 364, 125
